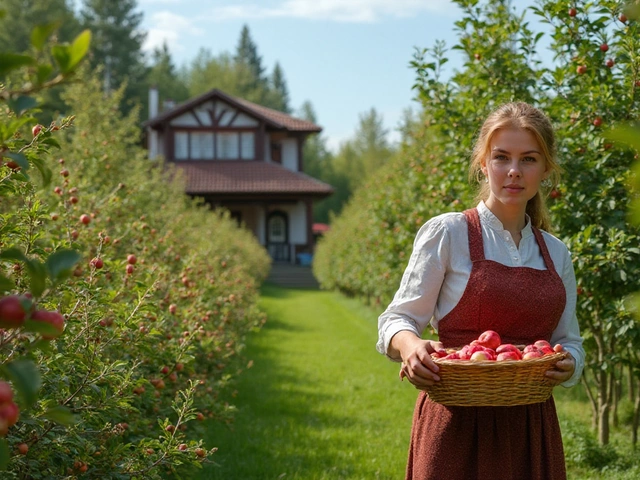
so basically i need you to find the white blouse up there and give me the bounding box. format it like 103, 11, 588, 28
377, 201, 585, 387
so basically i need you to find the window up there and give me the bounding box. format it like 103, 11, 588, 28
173, 130, 255, 160
240, 132, 255, 159
191, 132, 214, 159
175, 132, 189, 160
217, 132, 239, 159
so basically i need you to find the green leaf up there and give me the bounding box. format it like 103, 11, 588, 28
605, 125, 640, 152
1, 360, 41, 407
0, 248, 28, 263
29, 156, 52, 187
0, 53, 35, 77
45, 249, 81, 284
36, 63, 54, 85
4, 152, 29, 172
24, 259, 47, 298
30, 22, 60, 51
51, 45, 70, 74
6, 96, 37, 117
40, 405, 77, 425
0, 273, 13, 292
67, 30, 91, 72
0, 439, 8, 470
23, 319, 60, 337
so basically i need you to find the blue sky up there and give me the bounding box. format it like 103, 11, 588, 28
133, 0, 471, 152
131, 0, 555, 153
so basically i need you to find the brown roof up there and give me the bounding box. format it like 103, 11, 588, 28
144, 89, 321, 133
172, 161, 334, 197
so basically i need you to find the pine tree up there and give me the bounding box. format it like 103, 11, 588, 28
81, 0, 148, 118
234, 24, 266, 89
271, 62, 291, 113
148, 42, 189, 116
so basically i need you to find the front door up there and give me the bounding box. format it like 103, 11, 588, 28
267, 211, 289, 261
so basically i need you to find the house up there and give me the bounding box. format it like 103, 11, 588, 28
143, 88, 334, 263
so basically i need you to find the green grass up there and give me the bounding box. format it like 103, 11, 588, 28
196, 284, 417, 479
195, 284, 640, 480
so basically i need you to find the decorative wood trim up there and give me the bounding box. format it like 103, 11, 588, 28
215, 108, 229, 126
190, 111, 203, 126
228, 110, 240, 126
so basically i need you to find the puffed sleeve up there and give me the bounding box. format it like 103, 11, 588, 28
550, 246, 585, 387
376, 217, 450, 360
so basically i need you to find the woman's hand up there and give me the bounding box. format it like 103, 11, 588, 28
390, 331, 444, 390
545, 344, 575, 385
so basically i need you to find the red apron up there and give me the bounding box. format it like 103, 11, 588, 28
406, 208, 567, 480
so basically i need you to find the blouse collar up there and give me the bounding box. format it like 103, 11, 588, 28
476, 201, 534, 239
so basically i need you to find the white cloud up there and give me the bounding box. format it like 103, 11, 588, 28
143, 11, 204, 57
208, 0, 454, 23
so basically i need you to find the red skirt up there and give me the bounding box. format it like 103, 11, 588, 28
406, 392, 566, 480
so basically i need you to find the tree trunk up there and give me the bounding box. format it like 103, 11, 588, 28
598, 368, 610, 445
633, 382, 640, 448
582, 371, 598, 431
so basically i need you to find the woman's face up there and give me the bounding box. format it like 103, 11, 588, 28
482, 128, 549, 216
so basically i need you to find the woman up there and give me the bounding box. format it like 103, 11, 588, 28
377, 102, 585, 479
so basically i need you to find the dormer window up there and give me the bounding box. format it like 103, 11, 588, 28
174, 130, 255, 160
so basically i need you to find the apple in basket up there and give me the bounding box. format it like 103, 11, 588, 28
496, 343, 522, 359
496, 351, 521, 361
475, 330, 501, 350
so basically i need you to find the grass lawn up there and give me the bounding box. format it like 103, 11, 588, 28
195, 284, 639, 480
196, 284, 417, 479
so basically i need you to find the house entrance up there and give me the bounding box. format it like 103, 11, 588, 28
267, 211, 289, 261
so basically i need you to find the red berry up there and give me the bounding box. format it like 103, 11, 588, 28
31, 310, 65, 339
593, 116, 603, 127
32, 124, 43, 137
0, 296, 29, 329
54, 186, 63, 195
69, 196, 79, 204
619, 13, 627, 23
60, 169, 69, 177
127, 254, 137, 265
606, 59, 615, 68
90, 257, 103, 269
80, 214, 91, 225
126, 264, 134, 275
17, 443, 28, 455
569, 8, 577, 17
178, 444, 187, 451
600, 43, 609, 52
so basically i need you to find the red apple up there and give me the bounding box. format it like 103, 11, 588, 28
619, 13, 627, 23
0, 382, 14, 404
127, 254, 137, 265
90, 257, 103, 269
0, 401, 19, 427
593, 117, 603, 127
497, 351, 520, 361
17, 443, 28, 455
79, 214, 91, 225
0, 295, 29, 329
470, 351, 491, 361
476, 330, 501, 350
30, 310, 65, 339
442, 352, 460, 360
522, 350, 543, 360
31, 124, 43, 137
576, 65, 587, 75
534, 340, 551, 349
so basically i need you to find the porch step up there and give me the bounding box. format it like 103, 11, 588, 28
265, 263, 320, 289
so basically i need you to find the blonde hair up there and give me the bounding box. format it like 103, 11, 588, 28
469, 102, 561, 232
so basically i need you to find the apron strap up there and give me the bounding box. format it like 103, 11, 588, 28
532, 227, 557, 274
463, 208, 485, 262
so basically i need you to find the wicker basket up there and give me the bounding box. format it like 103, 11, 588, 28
424, 352, 567, 407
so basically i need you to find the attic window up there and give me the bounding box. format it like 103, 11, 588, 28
173, 130, 255, 160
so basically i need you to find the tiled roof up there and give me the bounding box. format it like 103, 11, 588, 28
172, 161, 334, 196
144, 89, 321, 133
232, 97, 321, 132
